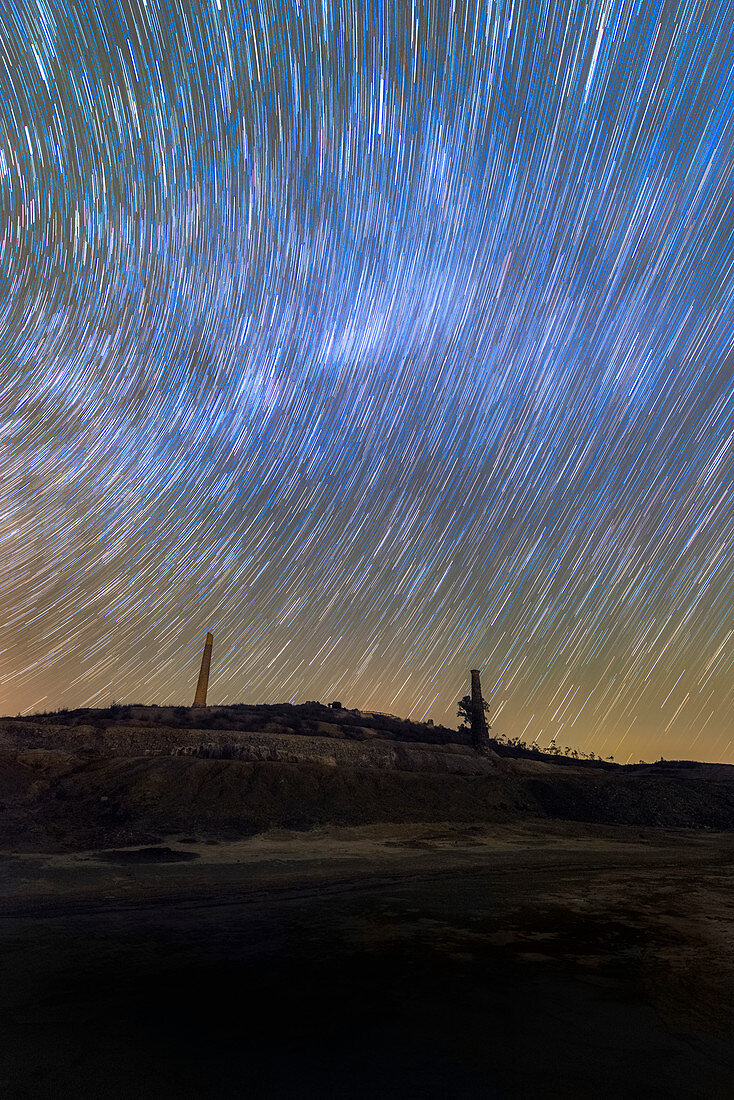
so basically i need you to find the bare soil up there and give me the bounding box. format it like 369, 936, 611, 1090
2, 821, 734, 1098
2, 705, 734, 1096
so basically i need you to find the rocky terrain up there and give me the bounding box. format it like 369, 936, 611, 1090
3, 703, 734, 1097
3, 821, 734, 1098
1, 701, 734, 851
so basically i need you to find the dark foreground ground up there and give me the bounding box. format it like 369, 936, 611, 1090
2, 821, 734, 1099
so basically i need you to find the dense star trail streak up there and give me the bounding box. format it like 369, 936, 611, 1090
0, 0, 732, 762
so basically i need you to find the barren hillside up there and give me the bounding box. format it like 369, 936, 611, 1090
1, 702, 734, 851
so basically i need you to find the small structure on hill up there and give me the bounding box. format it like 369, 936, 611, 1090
193, 633, 214, 707
470, 669, 491, 751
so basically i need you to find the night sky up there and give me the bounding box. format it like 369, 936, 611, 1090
1, 0, 732, 762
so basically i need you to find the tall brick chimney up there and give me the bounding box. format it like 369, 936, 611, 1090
193, 632, 214, 707
470, 669, 490, 750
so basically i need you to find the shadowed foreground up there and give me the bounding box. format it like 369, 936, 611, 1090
2, 822, 734, 1098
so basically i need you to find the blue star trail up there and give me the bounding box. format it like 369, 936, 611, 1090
0, 0, 732, 761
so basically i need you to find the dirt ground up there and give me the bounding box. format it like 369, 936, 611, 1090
2, 820, 734, 1098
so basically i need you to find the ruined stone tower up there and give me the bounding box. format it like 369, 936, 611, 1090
470, 669, 490, 750
193, 632, 214, 707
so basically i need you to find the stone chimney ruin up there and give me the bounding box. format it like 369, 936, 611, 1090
193, 632, 214, 707
470, 669, 490, 751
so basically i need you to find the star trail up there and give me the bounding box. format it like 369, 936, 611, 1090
1, 0, 732, 761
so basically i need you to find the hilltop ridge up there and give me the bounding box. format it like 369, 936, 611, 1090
2, 702, 734, 851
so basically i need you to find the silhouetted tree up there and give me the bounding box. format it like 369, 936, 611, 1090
457, 694, 489, 728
